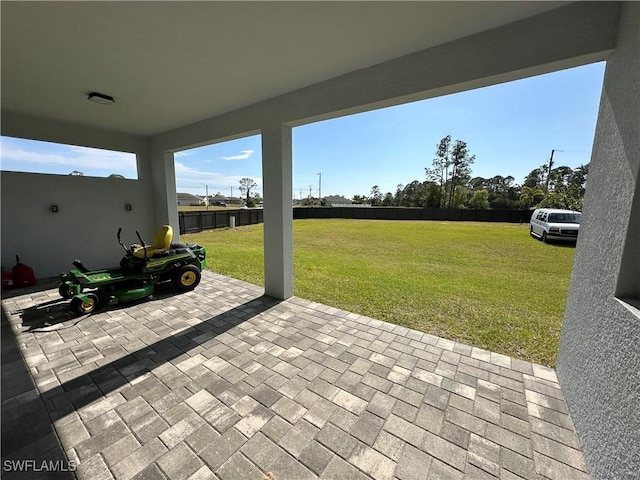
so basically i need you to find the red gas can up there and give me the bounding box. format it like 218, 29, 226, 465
12, 256, 36, 288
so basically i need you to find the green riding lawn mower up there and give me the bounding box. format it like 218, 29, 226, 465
58, 225, 206, 316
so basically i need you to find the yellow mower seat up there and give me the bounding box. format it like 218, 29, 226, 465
132, 225, 173, 259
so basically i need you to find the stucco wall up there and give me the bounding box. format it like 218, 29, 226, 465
1, 114, 159, 278
557, 3, 639, 479
1, 172, 156, 278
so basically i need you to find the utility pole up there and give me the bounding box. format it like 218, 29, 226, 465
201, 183, 209, 210
317, 172, 322, 204
230, 186, 233, 203
545, 149, 562, 192
309, 185, 313, 204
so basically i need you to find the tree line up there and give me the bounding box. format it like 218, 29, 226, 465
352, 135, 589, 211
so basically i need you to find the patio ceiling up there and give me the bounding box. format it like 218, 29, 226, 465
1, 1, 569, 137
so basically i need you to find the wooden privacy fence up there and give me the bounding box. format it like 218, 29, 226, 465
179, 207, 533, 234
294, 207, 534, 223
179, 209, 264, 234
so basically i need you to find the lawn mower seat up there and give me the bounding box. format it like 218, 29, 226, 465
132, 225, 173, 259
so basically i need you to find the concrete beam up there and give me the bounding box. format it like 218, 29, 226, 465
151, 1, 620, 152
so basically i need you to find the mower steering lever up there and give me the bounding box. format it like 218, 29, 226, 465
117, 227, 130, 254
136, 231, 148, 259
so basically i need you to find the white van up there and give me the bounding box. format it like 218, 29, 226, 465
529, 208, 581, 243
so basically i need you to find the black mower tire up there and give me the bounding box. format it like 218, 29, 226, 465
59, 284, 73, 299
71, 293, 99, 316
172, 265, 201, 292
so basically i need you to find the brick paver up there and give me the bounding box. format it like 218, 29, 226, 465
1, 271, 590, 478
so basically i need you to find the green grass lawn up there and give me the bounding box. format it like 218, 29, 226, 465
183, 219, 575, 366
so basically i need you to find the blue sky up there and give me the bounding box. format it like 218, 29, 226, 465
1, 62, 605, 200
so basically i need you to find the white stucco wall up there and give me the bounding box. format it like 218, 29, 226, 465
1, 172, 155, 277
557, 3, 639, 479
1, 113, 158, 278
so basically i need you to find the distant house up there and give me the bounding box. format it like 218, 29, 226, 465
324, 195, 353, 207
209, 194, 229, 205
177, 193, 203, 206
208, 194, 243, 205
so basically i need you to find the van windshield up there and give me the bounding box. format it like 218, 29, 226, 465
548, 213, 581, 224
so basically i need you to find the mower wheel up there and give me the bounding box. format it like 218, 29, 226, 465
71, 293, 99, 315
59, 283, 73, 299
172, 265, 201, 292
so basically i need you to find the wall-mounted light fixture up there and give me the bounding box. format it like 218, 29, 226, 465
87, 91, 115, 105
125, 204, 132, 211
51, 205, 59, 213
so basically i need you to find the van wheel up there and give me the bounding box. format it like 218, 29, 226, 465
542, 231, 548, 243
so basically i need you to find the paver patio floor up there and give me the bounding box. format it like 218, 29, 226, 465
1, 271, 590, 479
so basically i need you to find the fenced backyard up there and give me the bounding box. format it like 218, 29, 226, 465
182, 219, 575, 367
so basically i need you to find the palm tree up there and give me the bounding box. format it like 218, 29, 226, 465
520, 185, 545, 209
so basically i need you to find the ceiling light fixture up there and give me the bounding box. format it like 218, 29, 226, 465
87, 92, 115, 105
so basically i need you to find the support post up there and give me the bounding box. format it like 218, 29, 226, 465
150, 148, 179, 238
261, 123, 293, 299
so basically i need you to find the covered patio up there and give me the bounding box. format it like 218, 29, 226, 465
3, 271, 589, 479
1, 2, 638, 478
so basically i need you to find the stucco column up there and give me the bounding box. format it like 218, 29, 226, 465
557, 2, 639, 478
261, 123, 293, 299
150, 147, 180, 238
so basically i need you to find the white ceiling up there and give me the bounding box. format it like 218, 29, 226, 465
1, 1, 569, 137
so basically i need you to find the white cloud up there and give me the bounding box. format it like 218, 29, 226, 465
0, 141, 137, 175
174, 161, 221, 181
174, 161, 262, 191
221, 150, 254, 161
